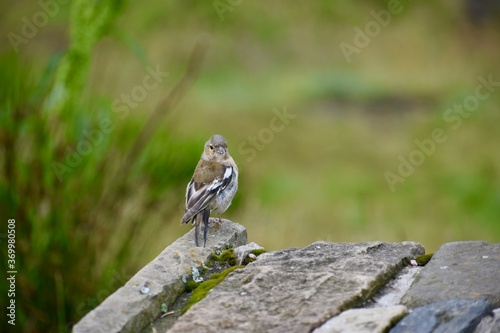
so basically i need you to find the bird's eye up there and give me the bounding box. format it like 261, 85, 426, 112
209, 145, 214, 150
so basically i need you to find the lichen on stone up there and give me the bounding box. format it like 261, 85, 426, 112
181, 246, 267, 314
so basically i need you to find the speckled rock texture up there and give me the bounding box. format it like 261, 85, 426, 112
390, 298, 493, 333
167, 241, 424, 333
72, 219, 246, 333
73, 227, 500, 333
313, 305, 408, 333
402, 241, 500, 308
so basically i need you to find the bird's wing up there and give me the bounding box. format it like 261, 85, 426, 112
181, 164, 234, 223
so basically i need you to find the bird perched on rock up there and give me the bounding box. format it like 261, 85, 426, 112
181, 134, 238, 247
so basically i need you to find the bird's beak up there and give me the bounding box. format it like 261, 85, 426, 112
217, 147, 225, 155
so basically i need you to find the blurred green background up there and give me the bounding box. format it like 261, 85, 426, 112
1, 0, 500, 332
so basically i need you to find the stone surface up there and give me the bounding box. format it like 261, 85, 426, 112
402, 241, 500, 308
167, 241, 424, 333
313, 305, 408, 333
234, 242, 265, 265
390, 298, 493, 333
367, 266, 422, 308
72, 219, 247, 333
474, 308, 500, 333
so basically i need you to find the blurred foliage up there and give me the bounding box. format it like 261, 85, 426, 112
1, 1, 500, 332
1, 1, 199, 332
44, 0, 127, 115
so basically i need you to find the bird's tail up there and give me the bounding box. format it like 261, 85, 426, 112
181, 210, 196, 224
192, 210, 210, 247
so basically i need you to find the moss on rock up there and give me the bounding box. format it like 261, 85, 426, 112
415, 253, 433, 266
184, 280, 200, 292
182, 265, 243, 313
209, 248, 237, 266
242, 248, 267, 265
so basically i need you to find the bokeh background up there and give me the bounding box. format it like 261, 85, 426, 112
1, 0, 500, 332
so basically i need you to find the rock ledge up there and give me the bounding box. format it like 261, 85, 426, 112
73, 219, 246, 333
73, 221, 500, 333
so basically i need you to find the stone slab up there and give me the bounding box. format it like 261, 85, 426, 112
167, 241, 424, 333
367, 266, 423, 308
474, 307, 500, 333
72, 219, 247, 333
390, 298, 493, 333
402, 241, 500, 308
313, 305, 408, 333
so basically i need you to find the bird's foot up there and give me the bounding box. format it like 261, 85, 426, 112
208, 217, 223, 228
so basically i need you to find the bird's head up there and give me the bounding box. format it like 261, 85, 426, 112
203, 134, 229, 162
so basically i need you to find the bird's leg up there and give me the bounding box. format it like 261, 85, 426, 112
203, 220, 208, 248
195, 222, 199, 247
203, 209, 209, 248
194, 215, 200, 247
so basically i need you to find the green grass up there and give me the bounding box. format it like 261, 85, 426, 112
1, 1, 500, 332
232, 100, 500, 252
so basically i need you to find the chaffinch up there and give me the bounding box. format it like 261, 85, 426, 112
181, 134, 239, 247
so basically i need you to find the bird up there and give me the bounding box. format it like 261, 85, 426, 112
181, 134, 238, 247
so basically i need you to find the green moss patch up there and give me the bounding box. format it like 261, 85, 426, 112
403, 253, 434, 267
209, 249, 237, 266
242, 249, 267, 265
184, 280, 200, 292
181, 246, 267, 315
415, 253, 433, 266
182, 265, 243, 314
